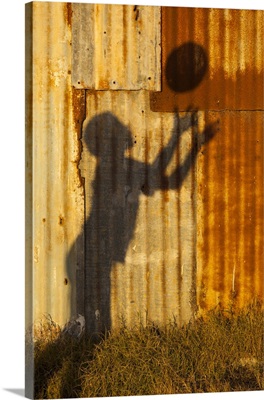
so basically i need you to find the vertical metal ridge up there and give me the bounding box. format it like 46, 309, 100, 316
160, 120, 166, 325
34, 1, 52, 319
143, 101, 151, 323
177, 117, 184, 322
190, 115, 198, 314
25, 1, 33, 339
239, 115, 247, 307
255, 120, 264, 298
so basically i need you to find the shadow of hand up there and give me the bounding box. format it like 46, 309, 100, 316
172, 106, 199, 136
201, 120, 220, 144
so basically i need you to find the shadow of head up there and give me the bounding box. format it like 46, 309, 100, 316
84, 112, 134, 158
165, 41, 208, 93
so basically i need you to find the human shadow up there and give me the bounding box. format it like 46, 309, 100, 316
67, 110, 219, 335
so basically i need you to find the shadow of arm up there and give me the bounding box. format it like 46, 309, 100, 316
152, 110, 197, 171
169, 120, 219, 190
141, 110, 198, 195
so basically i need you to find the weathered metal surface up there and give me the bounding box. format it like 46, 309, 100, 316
71, 3, 161, 90
197, 111, 263, 312
73, 90, 200, 331
25, 4, 34, 398
30, 2, 86, 327
28, 3, 263, 336
150, 7, 264, 112
25, 2, 33, 333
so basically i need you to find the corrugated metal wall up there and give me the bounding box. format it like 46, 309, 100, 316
151, 7, 263, 111
28, 2, 86, 327
150, 6, 263, 314
72, 3, 161, 90
197, 111, 263, 311
77, 91, 198, 330
27, 3, 263, 333
25, 0, 33, 335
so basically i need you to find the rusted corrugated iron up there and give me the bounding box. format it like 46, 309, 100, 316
25, 1, 33, 341
150, 6, 263, 313
71, 3, 161, 90
28, 2, 86, 327
28, 3, 263, 335
75, 90, 198, 331
151, 7, 264, 111
197, 111, 263, 312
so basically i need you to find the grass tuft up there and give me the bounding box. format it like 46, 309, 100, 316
30, 302, 264, 398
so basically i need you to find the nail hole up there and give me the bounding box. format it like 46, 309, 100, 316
42, 218, 46, 223
148, 77, 151, 80
64, 278, 68, 285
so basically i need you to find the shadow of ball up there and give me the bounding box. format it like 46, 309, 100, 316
165, 42, 208, 93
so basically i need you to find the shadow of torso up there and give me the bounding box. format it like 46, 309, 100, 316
66, 111, 218, 334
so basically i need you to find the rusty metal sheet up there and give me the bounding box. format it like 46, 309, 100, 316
27, 2, 264, 337
71, 3, 161, 90
150, 7, 264, 112
197, 111, 263, 311
74, 90, 200, 331
29, 2, 86, 328
25, 2, 33, 332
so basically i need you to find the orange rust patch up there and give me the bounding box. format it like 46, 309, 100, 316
71, 88, 86, 189
98, 79, 111, 90
197, 111, 264, 312
150, 7, 263, 112
65, 3, 72, 28
71, 88, 86, 136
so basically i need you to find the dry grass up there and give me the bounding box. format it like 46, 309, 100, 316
29, 302, 264, 399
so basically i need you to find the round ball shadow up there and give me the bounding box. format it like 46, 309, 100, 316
165, 42, 208, 93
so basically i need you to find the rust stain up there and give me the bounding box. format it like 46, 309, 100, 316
150, 7, 264, 112
122, 5, 127, 66
98, 79, 110, 90
65, 2, 72, 28
71, 3, 160, 90
197, 112, 264, 312
71, 88, 86, 136
151, 70, 264, 112
71, 88, 86, 188
149, 5, 263, 312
